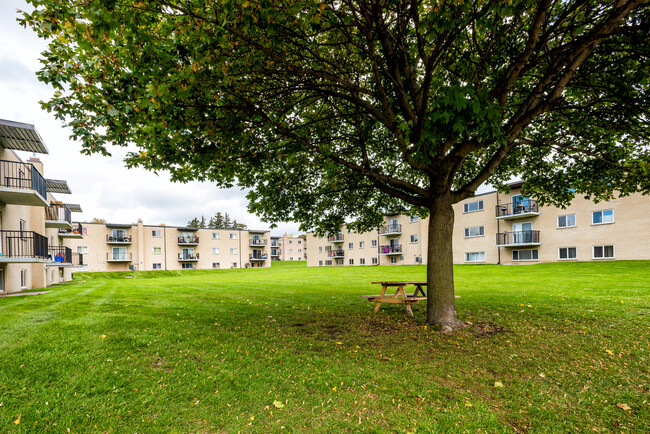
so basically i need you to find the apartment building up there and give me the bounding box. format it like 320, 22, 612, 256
270, 234, 307, 261
0, 119, 81, 294
62, 221, 272, 272
307, 182, 650, 266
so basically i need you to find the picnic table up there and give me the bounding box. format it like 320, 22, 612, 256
362, 281, 427, 316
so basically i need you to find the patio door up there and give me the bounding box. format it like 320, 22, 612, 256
182, 248, 194, 260
512, 222, 532, 244
512, 195, 530, 213
112, 247, 126, 260
389, 218, 398, 231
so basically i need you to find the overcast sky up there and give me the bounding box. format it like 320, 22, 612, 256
0, 0, 303, 235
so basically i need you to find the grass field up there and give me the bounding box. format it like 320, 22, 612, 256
0, 261, 648, 432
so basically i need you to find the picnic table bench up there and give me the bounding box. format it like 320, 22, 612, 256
362, 281, 427, 316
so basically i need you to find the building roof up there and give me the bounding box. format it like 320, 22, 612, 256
105, 223, 133, 228
0, 119, 49, 154
46, 179, 72, 194
177, 227, 200, 232
64, 203, 83, 213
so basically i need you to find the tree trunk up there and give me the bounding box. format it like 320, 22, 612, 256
426, 193, 463, 331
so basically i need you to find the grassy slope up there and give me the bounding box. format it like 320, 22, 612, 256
0, 261, 648, 432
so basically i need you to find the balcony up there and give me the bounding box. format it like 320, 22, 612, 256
328, 234, 344, 243
379, 224, 402, 236
271, 249, 280, 257
47, 246, 73, 266
496, 200, 540, 219
379, 244, 402, 255
106, 234, 132, 244
178, 252, 199, 262
178, 236, 199, 246
496, 231, 541, 247
106, 252, 132, 262
328, 249, 345, 258
0, 230, 49, 262
0, 160, 48, 206
58, 223, 83, 238
45, 203, 72, 229
249, 238, 268, 247
249, 254, 268, 261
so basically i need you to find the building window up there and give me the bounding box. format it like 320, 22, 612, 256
152, 247, 162, 255
212, 248, 220, 255
298, 240, 302, 244
390, 257, 398, 264
464, 226, 485, 238
348, 242, 353, 250
289, 249, 293, 253
372, 257, 378, 264
318, 246, 322, 252
212, 262, 220, 269
77, 246, 88, 254
325, 260, 332, 266
512, 249, 539, 261
465, 252, 485, 262
410, 234, 419, 243
559, 247, 577, 260
557, 214, 576, 228
20, 269, 27, 289
231, 262, 238, 268
152, 263, 162, 270
229, 233, 237, 240
360, 258, 365, 265
463, 200, 484, 213
290, 257, 294, 261
319, 260, 323, 266
181, 263, 194, 269
415, 256, 423, 263
371, 240, 377, 247
298, 249, 302, 253
289, 240, 293, 244
230, 248, 237, 254
349, 259, 354, 265
152, 230, 161, 237
592, 210, 614, 224
410, 216, 418, 222
212, 232, 220, 239
593, 245, 614, 259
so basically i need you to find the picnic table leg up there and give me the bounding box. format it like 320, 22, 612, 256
398, 285, 414, 316
413, 284, 426, 297
374, 284, 388, 313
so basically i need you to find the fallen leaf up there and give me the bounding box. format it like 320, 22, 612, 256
616, 403, 631, 411
605, 350, 614, 355
465, 401, 473, 407
332, 386, 337, 391
539, 373, 546, 378
273, 400, 285, 409
336, 342, 343, 345
494, 381, 504, 388
14, 414, 21, 425
100, 335, 107, 339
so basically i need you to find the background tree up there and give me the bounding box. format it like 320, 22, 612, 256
23, 0, 650, 329
186, 217, 201, 228
209, 212, 225, 229
91, 217, 107, 224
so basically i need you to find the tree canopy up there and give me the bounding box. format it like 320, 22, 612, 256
23, 0, 650, 327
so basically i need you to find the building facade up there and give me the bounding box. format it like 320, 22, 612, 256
307, 183, 650, 266
270, 234, 307, 261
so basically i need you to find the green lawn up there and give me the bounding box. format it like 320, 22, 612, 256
0, 261, 648, 432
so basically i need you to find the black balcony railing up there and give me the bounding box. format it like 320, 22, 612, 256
328, 250, 345, 257
249, 253, 268, 260
379, 224, 402, 235
49, 246, 72, 264
0, 160, 47, 199
0, 230, 48, 260
107, 251, 132, 261
496, 200, 539, 217
496, 230, 540, 245
178, 252, 199, 261
379, 244, 402, 254
249, 238, 268, 246
59, 223, 83, 236
178, 236, 199, 244
106, 234, 132, 243
45, 203, 72, 223
328, 234, 344, 242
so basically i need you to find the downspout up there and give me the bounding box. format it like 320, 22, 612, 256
163, 225, 167, 270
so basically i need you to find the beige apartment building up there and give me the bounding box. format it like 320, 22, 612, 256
270, 234, 307, 261
0, 119, 82, 294
307, 182, 650, 266
62, 221, 272, 272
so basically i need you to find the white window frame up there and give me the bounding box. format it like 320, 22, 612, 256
409, 216, 418, 223
318, 246, 322, 253
152, 263, 162, 270
558, 247, 577, 260
464, 226, 485, 238
152, 247, 162, 255
371, 257, 378, 264
359, 241, 364, 249
512, 249, 539, 261
152, 230, 161, 237
592, 209, 614, 225
20, 269, 27, 289
360, 258, 365, 265
410, 234, 419, 243
319, 260, 323, 266
212, 262, 220, 269
212, 232, 220, 239
557, 214, 577, 228
76, 246, 88, 254
348, 242, 353, 250
371, 240, 377, 247
212, 248, 220, 255
230, 248, 237, 255
593, 245, 615, 259
464, 252, 485, 263
349, 259, 354, 265
463, 200, 484, 213
229, 233, 237, 240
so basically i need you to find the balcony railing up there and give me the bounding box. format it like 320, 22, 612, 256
58, 223, 83, 237
178, 236, 199, 245
249, 254, 268, 261
328, 250, 345, 258
178, 252, 199, 261
496, 200, 540, 218
270, 241, 278, 247
379, 244, 402, 254
0, 230, 49, 260
379, 224, 402, 235
0, 159, 47, 199
327, 234, 344, 243
249, 238, 268, 246
106, 234, 132, 244
107, 252, 132, 262
45, 204, 71, 224
496, 230, 541, 246
49, 246, 72, 264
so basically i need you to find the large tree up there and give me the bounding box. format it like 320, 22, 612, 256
23, 0, 649, 329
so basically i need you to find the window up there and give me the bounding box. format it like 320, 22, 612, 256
410, 216, 418, 222
289, 249, 293, 253
152, 247, 162, 255
152, 263, 162, 270
512, 249, 539, 261
112, 229, 127, 238
464, 226, 485, 238
348, 242, 354, 250
298, 240, 302, 244
325, 260, 332, 266
359, 241, 364, 249
229, 233, 237, 239
372, 257, 378, 264
289, 240, 293, 244
415, 257, 423, 264
212, 248, 220, 255
559, 247, 577, 260
371, 240, 377, 247
593, 245, 614, 259
558, 214, 576, 228
212, 262, 220, 269
410, 234, 419, 243
463, 200, 484, 213
76, 246, 88, 254
230, 248, 237, 254
20, 269, 27, 289
319, 260, 323, 266
465, 252, 485, 262
349, 259, 354, 265
152, 230, 161, 237
318, 246, 322, 252
298, 249, 302, 253
181, 263, 194, 269
231, 262, 238, 268
290, 257, 294, 261
112, 247, 126, 260
592, 210, 614, 224
360, 258, 366, 265
212, 232, 220, 239
390, 256, 398, 264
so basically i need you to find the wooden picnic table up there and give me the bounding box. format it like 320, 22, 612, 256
362, 281, 427, 316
